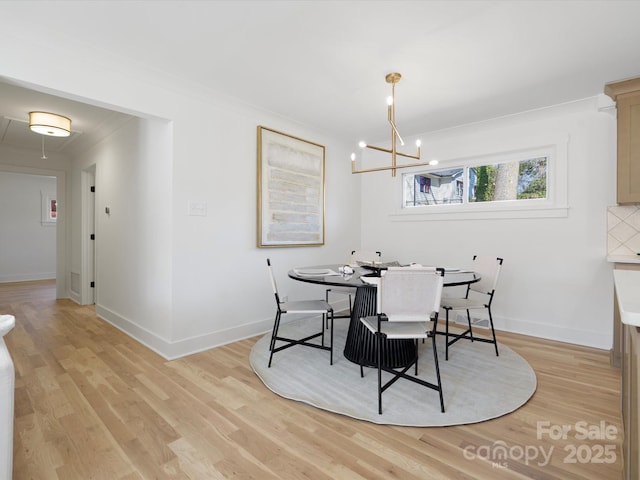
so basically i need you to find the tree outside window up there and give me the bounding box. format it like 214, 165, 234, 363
470, 157, 547, 203
403, 156, 547, 208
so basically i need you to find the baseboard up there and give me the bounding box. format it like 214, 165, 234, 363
68, 290, 82, 305
95, 304, 274, 360
493, 315, 612, 350
93, 303, 611, 360
0, 272, 55, 283
610, 348, 621, 368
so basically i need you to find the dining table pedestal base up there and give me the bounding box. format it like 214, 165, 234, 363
288, 265, 478, 369
342, 285, 417, 368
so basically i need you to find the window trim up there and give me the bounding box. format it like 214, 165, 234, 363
391, 135, 568, 221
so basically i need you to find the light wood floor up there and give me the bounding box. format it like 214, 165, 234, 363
2, 280, 623, 479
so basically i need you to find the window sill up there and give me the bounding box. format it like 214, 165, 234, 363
389, 203, 569, 222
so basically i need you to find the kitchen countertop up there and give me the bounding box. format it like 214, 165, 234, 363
607, 255, 640, 264
613, 269, 640, 326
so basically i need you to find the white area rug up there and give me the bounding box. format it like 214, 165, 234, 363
250, 317, 537, 426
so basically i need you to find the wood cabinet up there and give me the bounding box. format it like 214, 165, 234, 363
605, 77, 640, 204
613, 266, 640, 480
622, 323, 640, 480
612, 262, 640, 367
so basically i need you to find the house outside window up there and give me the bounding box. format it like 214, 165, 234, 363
403, 157, 548, 208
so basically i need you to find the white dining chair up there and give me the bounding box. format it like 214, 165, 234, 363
325, 250, 381, 324
441, 256, 503, 360
359, 267, 445, 414
266, 258, 334, 367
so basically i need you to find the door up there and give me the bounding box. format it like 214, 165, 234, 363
82, 167, 96, 304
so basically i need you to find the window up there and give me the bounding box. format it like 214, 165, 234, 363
405, 157, 547, 208
404, 168, 464, 206
470, 157, 547, 203
395, 139, 567, 221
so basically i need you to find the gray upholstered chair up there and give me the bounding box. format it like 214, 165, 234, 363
360, 267, 445, 414
266, 259, 334, 367
441, 256, 503, 360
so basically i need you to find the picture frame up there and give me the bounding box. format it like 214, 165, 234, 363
41, 191, 57, 225
257, 126, 325, 247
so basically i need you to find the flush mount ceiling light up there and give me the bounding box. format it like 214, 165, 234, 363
29, 111, 72, 137
351, 73, 438, 177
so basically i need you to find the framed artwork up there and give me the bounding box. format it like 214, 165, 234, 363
41, 191, 57, 225
257, 126, 325, 247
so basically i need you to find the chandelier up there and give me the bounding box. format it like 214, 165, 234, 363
351, 73, 437, 176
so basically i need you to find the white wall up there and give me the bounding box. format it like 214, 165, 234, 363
0, 172, 57, 282
3, 157, 93, 303
2, 11, 616, 357
1, 17, 360, 358
0, 144, 69, 296
166, 91, 360, 358
70, 117, 174, 346
360, 97, 617, 349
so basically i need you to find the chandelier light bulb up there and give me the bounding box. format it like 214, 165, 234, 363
416, 139, 422, 147
429, 159, 439, 166
358, 141, 367, 149
350, 153, 356, 161
387, 96, 393, 106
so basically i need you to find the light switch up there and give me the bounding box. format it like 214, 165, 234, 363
188, 201, 207, 216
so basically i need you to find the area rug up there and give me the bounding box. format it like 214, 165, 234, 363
250, 317, 537, 426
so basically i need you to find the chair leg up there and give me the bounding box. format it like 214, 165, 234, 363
431, 331, 445, 413
466, 309, 475, 342
268, 311, 282, 368
269, 311, 280, 352
329, 311, 334, 365
488, 307, 499, 357
445, 308, 450, 361
377, 333, 383, 415
325, 290, 330, 329
414, 339, 419, 375
357, 331, 365, 377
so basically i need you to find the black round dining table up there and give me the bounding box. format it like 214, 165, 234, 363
288, 265, 480, 368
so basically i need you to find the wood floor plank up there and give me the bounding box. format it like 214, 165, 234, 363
2, 279, 624, 479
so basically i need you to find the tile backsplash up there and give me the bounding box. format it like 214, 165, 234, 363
608, 205, 640, 256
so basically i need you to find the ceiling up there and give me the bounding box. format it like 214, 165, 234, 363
0, 81, 133, 157
2, 0, 640, 156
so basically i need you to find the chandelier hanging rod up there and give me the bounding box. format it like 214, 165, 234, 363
351, 72, 437, 176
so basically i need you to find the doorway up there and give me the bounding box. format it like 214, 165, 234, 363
0, 167, 65, 297
81, 166, 96, 305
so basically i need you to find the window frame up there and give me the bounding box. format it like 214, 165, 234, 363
391, 136, 568, 221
